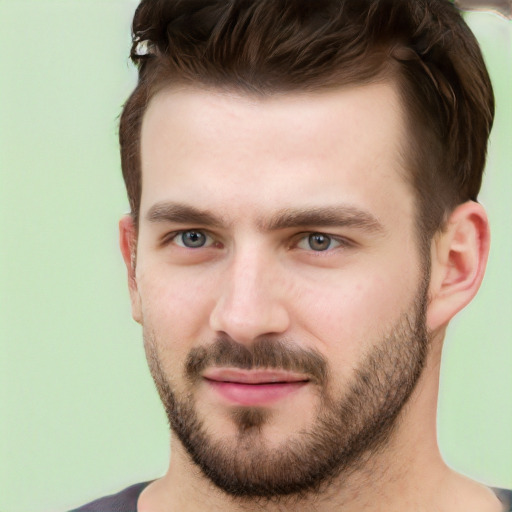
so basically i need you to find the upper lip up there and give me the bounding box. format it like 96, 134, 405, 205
202, 368, 310, 384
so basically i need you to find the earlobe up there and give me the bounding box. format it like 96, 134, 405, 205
119, 215, 142, 323
426, 201, 490, 331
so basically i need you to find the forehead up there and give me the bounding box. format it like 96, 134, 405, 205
139, 83, 414, 228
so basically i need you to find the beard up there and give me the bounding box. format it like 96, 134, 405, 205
143, 277, 430, 500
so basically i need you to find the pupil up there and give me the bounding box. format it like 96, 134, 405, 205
309, 233, 330, 251
183, 231, 205, 247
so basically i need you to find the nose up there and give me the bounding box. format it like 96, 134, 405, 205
209, 247, 290, 344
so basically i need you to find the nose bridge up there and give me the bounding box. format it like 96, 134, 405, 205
209, 241, 289, 343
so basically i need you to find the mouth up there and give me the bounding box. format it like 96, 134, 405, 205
202, 368, 310, 406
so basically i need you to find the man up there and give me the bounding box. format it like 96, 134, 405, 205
72, 0, 510, 510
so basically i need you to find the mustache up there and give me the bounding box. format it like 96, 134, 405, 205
185, 337, 328, 385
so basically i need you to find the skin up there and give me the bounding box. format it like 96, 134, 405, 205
120, 82, 499, 511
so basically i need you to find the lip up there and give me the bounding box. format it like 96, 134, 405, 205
202, 368, 309, 406
203, 368, 309, 384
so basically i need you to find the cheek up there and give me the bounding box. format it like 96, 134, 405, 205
291, 269, 417, 362
137, 263, 218, 346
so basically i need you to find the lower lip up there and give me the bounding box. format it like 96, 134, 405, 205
205, 379, 308, 406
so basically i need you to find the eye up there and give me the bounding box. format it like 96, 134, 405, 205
296, 233, 343, 252
172, 230, 214, 248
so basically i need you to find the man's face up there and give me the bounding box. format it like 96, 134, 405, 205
130, 83, 431, 497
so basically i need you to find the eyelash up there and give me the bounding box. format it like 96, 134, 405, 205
162, 230, 353, 253
295, 233, 352, 252
161, 230, 217, 248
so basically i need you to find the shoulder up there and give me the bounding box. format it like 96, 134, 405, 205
494, 488, 512, 512
68, 481, 153, 512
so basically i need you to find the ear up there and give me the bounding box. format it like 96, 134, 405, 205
426, 201, 490, 331
119, 215, 142, 324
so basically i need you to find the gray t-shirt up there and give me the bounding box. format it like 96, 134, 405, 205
69, 482, 512, 512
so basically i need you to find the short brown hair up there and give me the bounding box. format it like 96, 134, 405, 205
119, 0, 494, 242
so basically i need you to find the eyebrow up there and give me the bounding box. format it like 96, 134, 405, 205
146, 202, 225, 227
261, 206, 385, 233
145, 201, 385, 234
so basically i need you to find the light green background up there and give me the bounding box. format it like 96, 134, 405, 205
0, 2, 510, 511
